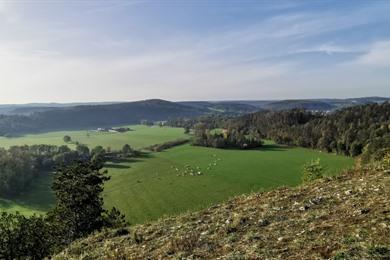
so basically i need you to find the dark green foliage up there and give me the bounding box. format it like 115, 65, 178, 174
122, 144, 133, 156
0, 144, 87, 197
172, 103, 390, 159
240, 103, 390, 158
48, 162, 110, 243
103, 207, 128, 229
91, 145, 106, 167
192, 123, 262, 149
146, 139, 189, 152
76, 144, 90, 158
0, 212, 51, 260
63, 135, 71, 143
0, 161, 127, 258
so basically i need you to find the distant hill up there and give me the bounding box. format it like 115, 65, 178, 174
262, 100, 334, 111
55, 163, 389, 259
239, 96, 390, 112
0, 100, 206, 135
179, 101, 260, 114
0, 97, 388, 136
1, 97, 388, 116
0, 102, 120, 115
181, 97, 390, 113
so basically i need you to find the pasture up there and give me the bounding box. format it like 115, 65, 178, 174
0, 125, 186, 150
103, 144, 353, 224
0, 126, 354, 223
0, 172, 54, 216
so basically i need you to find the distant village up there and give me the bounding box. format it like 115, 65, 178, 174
93, 120, 168, 133
94, 127, 133, 133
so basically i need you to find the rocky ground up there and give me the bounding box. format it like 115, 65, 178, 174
55, 165, 389, 259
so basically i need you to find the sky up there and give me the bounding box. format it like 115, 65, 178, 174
0, 0, 389, 104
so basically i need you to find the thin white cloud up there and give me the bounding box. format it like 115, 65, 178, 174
0, 1, 389, 103
353, 41, 390, 67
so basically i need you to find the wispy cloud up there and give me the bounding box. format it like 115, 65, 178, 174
353, 41, 390, 67
0, 1, 389, 103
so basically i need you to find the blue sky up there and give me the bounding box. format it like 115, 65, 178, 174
0, 0, 389, 103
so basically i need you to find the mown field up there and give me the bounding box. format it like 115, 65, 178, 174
103, 143, 353, 224
0, 126, 354, 224
0, 125, 186, 150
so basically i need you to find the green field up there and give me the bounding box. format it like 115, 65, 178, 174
103, 143, 353, 224
0, 172, 54, 216
0, 127, 353, 223
0, 125, 186, 150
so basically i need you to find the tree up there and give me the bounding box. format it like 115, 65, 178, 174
0, 212, 51, 260
76, 144, 90, 158
122, 144, 133, 156
63, 135, 71, 143
302, 158, 324, 183
48, 161, 110, 244
91, 146, 106, 167
103, 207, 127, 229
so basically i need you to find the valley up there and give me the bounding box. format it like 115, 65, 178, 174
0, 125, 353, 224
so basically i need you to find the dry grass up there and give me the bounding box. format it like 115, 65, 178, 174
55, 166, 389, 259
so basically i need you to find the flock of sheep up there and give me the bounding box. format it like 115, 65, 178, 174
172, 154, 222, 177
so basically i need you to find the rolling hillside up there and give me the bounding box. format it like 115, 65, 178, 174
55, 163, 390, 259
0, 100, 205, 136
0, 97, 388, 136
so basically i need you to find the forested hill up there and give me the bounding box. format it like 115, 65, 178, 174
167, 102, 390, 160
232, 102, 390, 159
0, 99, 206, 136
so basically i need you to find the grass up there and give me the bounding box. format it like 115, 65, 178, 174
0, 126, 353, 223
103, 143, 353, 224
55, 158, 389, 259
0, 172, 54, 216
0, 125, 185, 215
0, 125, 186, 150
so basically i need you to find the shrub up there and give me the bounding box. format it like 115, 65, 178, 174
63, 135, 71, 143
302, 158, 324, 183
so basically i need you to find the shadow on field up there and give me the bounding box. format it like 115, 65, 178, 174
104, 163, 131, 169
104, 152, 156, 169
255, 144, 291, 152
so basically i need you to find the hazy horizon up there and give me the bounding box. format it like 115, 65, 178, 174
0, 95, 389, 106
1, 0, 390, 103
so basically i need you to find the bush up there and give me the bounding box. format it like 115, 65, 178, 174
146, 139, 189, 152
302, 158, 324, 183
63, 135, 71, 143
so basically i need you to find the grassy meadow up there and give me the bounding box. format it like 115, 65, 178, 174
0, 125, 186, 150
0, 172, 54, 216
103, 143, 353, 224
0, 126, 353, 223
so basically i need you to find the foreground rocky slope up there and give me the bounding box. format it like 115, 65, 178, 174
56, 165, 389, 259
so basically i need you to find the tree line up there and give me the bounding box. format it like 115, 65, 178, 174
168, 103, 390, 160
192, 123, 263, 149
0, 143, 136, 198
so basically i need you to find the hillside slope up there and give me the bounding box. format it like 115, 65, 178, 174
0, 100, 205, 135
55, 166, 389, 259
